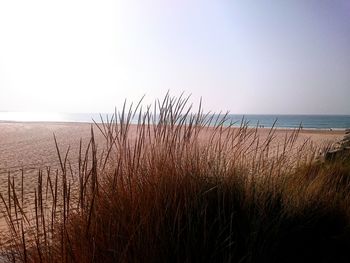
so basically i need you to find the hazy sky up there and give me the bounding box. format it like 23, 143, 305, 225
0, 0, 349, 114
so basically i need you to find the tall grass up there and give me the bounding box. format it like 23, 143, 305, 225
0, 94, 349, 262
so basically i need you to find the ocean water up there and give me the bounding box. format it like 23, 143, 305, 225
0, 112, 349, 130
222, 115, 350, 130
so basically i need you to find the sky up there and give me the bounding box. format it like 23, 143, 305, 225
0, 0, 349, 115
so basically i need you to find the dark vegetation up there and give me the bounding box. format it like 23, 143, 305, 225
0, 95, 349, 262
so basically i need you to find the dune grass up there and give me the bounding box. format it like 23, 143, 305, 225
0, 94, 350, 263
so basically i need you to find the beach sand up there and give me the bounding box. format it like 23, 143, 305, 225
0, 122, 345, 232
0, 121, 344, 181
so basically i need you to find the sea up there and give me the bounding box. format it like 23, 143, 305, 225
0, 112, 349, 130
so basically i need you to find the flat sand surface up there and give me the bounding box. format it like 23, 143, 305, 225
0, 122, 344, 171
0, 121, 344, 173
0, 122, 345, 232
0, 121, 344, 190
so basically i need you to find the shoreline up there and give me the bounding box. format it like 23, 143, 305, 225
0, 120, 348, 132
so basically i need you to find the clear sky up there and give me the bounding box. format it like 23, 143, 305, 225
0, 0, 349, 114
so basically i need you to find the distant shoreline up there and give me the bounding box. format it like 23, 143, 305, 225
1, 112, 350, 130
0, 120, 348, 132
0, 120, 347, 133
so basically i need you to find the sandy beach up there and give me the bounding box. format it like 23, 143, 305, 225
0, 122, 344, 184
0, 122, 347, 255
0, 122, 344, 167
0, 123, 344, 216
